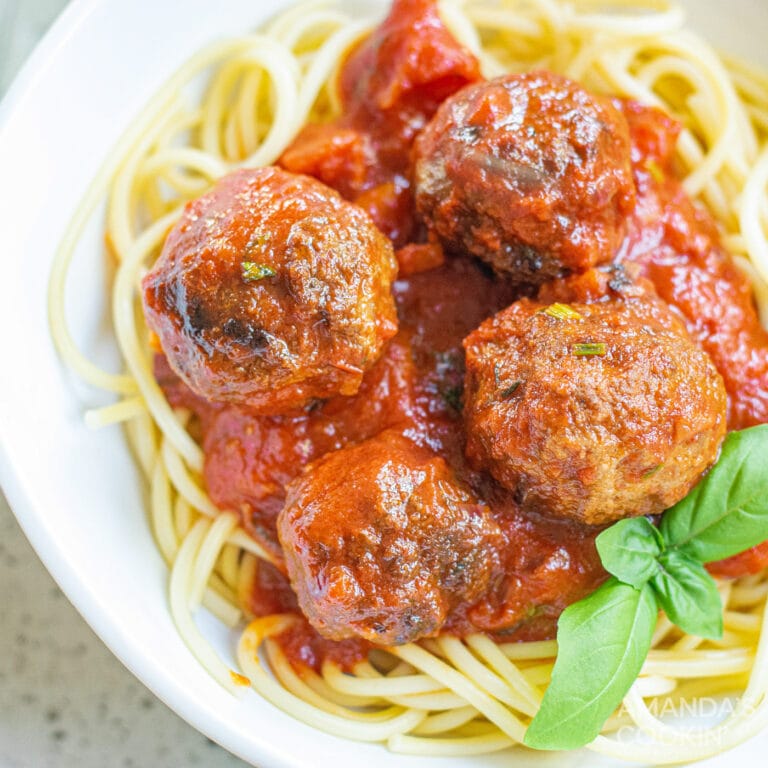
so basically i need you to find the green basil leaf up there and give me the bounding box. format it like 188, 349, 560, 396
524, 579, 657, 750
660, 425, 768, 562
241, 261, 276, 281
652, 550, 723, 639
596, 517, 663, 588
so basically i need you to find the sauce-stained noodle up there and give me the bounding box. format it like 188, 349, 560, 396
48, 0, 768, 761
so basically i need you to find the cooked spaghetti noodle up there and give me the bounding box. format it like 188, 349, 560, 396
48, 0, 768, 762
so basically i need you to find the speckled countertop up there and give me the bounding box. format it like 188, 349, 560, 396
0, 492, 247, 767
0, 2, 250, 765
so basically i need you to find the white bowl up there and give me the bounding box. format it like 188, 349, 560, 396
1, 1, 768, 766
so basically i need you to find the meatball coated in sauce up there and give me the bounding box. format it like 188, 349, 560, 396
142, 167, 398, 413
463, 270, 728, 525
414, 72, 636, 284
278, 430, 503, 645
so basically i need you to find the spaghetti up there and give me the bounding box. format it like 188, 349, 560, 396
48, 0, 768, 762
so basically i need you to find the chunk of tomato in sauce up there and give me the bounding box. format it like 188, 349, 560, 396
280, 0, 480, 244
458, 490, 605, 641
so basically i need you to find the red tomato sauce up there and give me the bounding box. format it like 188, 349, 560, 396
279, 0, 480, 249
154, 0, 768, 670
619, 100, 768, 432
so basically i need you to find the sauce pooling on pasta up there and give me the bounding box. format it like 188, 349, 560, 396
146, 0, 768, 671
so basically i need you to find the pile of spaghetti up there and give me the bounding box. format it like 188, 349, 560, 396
49, 0, 768, 762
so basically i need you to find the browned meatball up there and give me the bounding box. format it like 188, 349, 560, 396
413, 72, 636, 284
463, 270, 727, 525
277, 430, 503, 644
142, 167, 398, 413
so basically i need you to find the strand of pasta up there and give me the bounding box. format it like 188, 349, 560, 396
111, 210, 206, 470
237, 616, 427, 740
303, 666, 384, 708
169, 517, 247, 695
389, 643, 528, 742
409, 706, 478, 736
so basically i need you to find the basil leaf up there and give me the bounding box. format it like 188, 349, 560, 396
652, 550, 723, 639
660, 425, 768, 562
596, 517, 663, 588
524, 579, 657, 750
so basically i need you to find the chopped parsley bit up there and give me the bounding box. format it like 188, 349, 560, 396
500, 380, 523, 399
441, 385, 463, 412
573, 342, 607, 357
643, 464, 664, 479
542, 302, 583, 321
434, 349, 462, 375
304, 398, 324, 414
608, 264, 631, 293
645, 159, 665, 184
241, 261, 276, 282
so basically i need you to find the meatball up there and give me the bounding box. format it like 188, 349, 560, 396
277, 430, 503, 645
142, 167, 398, 413
413, 72, 636, 284
463, 271, 727, 525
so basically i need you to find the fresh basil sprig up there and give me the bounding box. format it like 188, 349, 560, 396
524, 425, 768, 751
